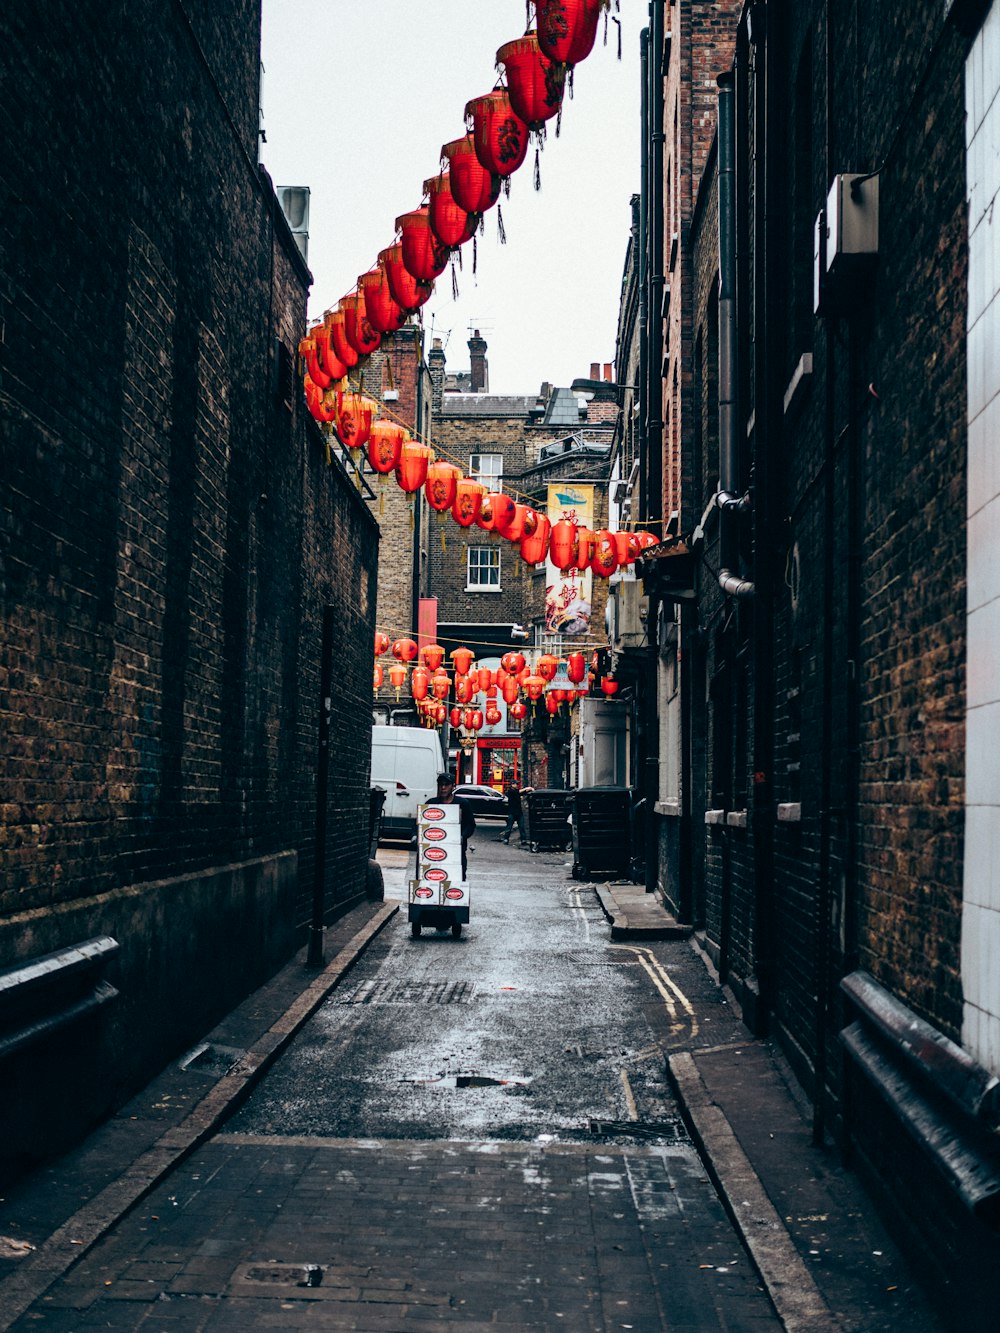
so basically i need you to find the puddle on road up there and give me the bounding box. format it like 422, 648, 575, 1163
399, 1073, 532, 1088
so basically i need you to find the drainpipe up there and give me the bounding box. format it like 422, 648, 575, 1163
716, 71, 754, 600
638, 28, 649, 519
411, 330, 425, 639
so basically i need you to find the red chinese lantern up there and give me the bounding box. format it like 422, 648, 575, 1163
634, 531, 660, 553
421, 643, 445, 670
410, 665, 430, 702
433, 703, 447, 726
392, 637, 418, 663
425, 461, 462, 512
451, 646, 475, 676
358, 267, 405, 335
452, 477, 486, 527
431, 671, 451, 701
496, 33, 566, 131
388, 662, 407, 697
520, 513, 552, 566
425, 172, 479, 250
501, 651, 526, 674
545, 693, 560, 716
336, 391, 375, 451
501, 675, 520, 704
601, 676, 620, 697
535, 0, 603, 68
395, 441, 434, 493
341, 292, 382, 356
328, 309, 359, 369
485, 705, 502, 727
466, 90, 530, 179
536, 654, 559, 682
510, 700, 527, 720
456, 675, 475, 704
470, 709, 484, 731
551, 688, 567, 704
304, 376, 337, 423
314, 322, 349, 381
375, 631, 390, 656
613, 530, 639, 566
380, 244, 434, 315
373, 663, 384, 690
476, 666, 494, 692
450, 706, 462, 728
367, 420, 407, 474
591, 529, 619, 577
502, 503, 530, 543
396, 207, 449, 284
524, 674, 546, 701
485, 684, 498, 700
549, 519, 577, 571
441, 134, 502, 215
299, 335, 330, 389
488, 492, 517, 535
574, 527, 595, 570
566, 651, 586, 684
475, 494, 497, 531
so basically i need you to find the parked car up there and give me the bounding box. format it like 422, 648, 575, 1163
370, 725, 444, 838
455, 783, 509, 820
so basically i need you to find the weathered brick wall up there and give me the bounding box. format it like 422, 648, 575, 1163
0, 0, 377, 1173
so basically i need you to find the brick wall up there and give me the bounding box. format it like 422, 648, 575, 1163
0, 0, 378, 1175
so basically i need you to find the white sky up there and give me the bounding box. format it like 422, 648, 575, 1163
259, 1, 641, 395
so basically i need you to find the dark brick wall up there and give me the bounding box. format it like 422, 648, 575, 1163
0, 0, 378, 1170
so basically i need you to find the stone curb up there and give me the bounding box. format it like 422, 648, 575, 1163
593, 883, 693, 940
0, 901, 398, 1332
667, 1049, 841, 1333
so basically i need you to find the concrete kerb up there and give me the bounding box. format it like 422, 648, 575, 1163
667, 1049, 841, 1333
592, 881, 693, 940
0, 900, 399, 1332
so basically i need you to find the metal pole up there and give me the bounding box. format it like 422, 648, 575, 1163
307, 604, 335, 967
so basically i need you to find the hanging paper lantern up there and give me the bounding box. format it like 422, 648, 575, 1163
341, 292, 382, 356
476, 666, 494, 692
450, 706, 462, 728
469, 709, 484, 731
304, 375, 337, 423
485, 684, 499, 700
358, 267, 405, 335
451, 646, 475, 676
501, 675, 520, 704
328, 309, 360, 369
566, 650, 586, 684
501, 651, 526, 674
421, 643, 445, 670
425, 461, 462, 512
456, 675, 475, 704
536, 653, 559, 682
520, 513, 552, 566
549, 518, 578, 571
388, 662, 407, 697
441, 134, 502, 215
336, 391, 375, 451
502, 503, 530, 543
485, 705, 502, 727
392, 637, 418, 663
367, 420, 408, 474
299, 334, 331, 389
395, 441, 434, 493
466, 90, 530, 179
431, 671, 451, 701
535, 0, 604, 68
517, 664, 532, 685
496, 33, 566, 130
634, 531, 660, 553
373, 663, 384, 690
591, 529, 619, 578
524, 674, 547, 701
601, 676, 620, 697
379, 243, 434, 315
545, 693, 560, 716
613, 530, 639, 566
375, 631, 390, 656
314, 322, 349, 381
411, 665, 430, 702
452, 477, 486, 527
574, 527, 596, 570
488, 492, 517, 535
396, 207, 449, 284
425, 172, 479, 250
434, 702, 447, 725
510, 700, 527, 720
475, 494, 497, 531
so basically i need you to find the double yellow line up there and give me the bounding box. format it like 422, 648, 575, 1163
611, 943, 699, 1039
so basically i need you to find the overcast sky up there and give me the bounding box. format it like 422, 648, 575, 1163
260, 1, 641, 395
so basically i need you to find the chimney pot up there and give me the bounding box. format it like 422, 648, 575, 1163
590, 362, 599, 380
604, 363, 613, 382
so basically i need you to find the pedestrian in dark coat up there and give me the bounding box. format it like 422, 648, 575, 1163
500, 785, 524, 844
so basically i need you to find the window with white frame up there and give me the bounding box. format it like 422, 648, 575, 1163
467, 545, 500, 590
470, 453, 503, 489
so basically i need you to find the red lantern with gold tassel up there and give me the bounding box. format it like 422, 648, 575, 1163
501, 651, 526, 674
537, 653, 559, 682
299, 334, 331, 389
451, 646, 475, 676
449, 706, 462, 729
524, 674, 546, 701
373, 663, 384, 691
520, 513, 552, 566
328, 309, 359, 369
375, 632, 390, 657
466, 90, 530, 179
367, 421, 407, 474
425, 461, 461, 512
601, 677, 620, 697
392, 637, 418, 663
545, 693, 560, 716
566, 650, 586, 684
388, 662, 407, 698
469, 709, 484, 731
452, 477, 486, 527
510, 700, 527, 720
456, 675, 475, 705
476, 666, 494, 693
425, 172, 479, 250
535, 0, 604, 68
496, 33, 566, 130
410, 665, 430, 702
358, 267, 405, 335
304, 376, 337, 423
574, 527, 595, 570
336, 391, 375, 452
501, 675, 520, 704
314, 320, 349, 381
485, 705, 502, 727
395, 441, 434, 493
441, 135, 502, 215
502, 503, 530, 543
421, 643, 445, 670
613, 530, 638, 566
379, 243, 434, 315
431, 670, 451, 701
591, 529, 619, 578
475, 493, 497, 531
396, 207, 449, 284
341, 292, 381, 356
488, 492, 517, 535
549, 518, 577, 571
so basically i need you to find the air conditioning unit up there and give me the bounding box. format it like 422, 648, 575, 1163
277, 185, 310, 262
606, 580, 648, 650
814, 173, 878, 316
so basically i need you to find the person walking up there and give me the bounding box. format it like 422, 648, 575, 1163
500, 784, 524, 844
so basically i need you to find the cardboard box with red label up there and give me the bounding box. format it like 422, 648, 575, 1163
408, 802, 470, 936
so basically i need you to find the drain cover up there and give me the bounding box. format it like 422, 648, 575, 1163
339, 979, 476, 1005
588, 1118, 689, 1141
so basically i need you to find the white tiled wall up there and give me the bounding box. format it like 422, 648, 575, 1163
963, 0, 1000, 1074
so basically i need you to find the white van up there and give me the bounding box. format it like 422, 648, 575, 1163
370, 725, 444, 838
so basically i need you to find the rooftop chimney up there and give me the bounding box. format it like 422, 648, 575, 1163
604, 363, 613, 382
590, 362, 600, 380
468, 329, 488, 393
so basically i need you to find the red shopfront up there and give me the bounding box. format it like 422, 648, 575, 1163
474, 737, 521, 790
